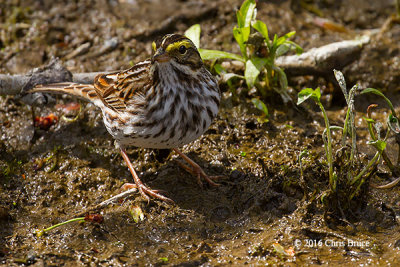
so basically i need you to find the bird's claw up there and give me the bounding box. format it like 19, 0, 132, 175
121, 183, 173, 203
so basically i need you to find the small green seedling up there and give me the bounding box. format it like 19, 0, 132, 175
129, 206, 145, 223
159, 257, 169, 263
360, 87, 400, 177
35, 214, 103, 237
36, 217, 85, 237
297, 87, 336, 191
251, 98, 269, 123
298, 149, 309, 180
185, 0, 302, 101
298, 70, 399, 210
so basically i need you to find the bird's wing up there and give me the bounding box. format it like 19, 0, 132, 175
93, 60, 152, 112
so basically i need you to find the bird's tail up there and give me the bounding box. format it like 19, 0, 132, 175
29, 82, 100, 104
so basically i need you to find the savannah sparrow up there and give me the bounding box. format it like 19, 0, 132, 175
29, 34, 221, 203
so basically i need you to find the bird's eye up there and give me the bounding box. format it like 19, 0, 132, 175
178, 45, 187, 54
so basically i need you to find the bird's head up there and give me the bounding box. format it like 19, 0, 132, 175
151, 34, 203, 70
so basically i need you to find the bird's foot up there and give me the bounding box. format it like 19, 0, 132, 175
121, 183, 173, 203
173, 148, 223, 187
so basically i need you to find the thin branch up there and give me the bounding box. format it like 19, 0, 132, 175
0, 71, 102, 95
72, 187, 138, 217
276, 36, 370, 76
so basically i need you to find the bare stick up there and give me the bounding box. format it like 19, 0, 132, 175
73, 187, 138, 217
0, 71, 103, 96
275, 36, 370, 76
0, 74, 30, 95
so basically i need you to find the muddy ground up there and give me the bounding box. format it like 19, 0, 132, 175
1, 0, 400, 265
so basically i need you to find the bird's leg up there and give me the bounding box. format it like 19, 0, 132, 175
120, 148, 173, 203
173, 148, 222, 187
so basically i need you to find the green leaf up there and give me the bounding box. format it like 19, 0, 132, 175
270, 34, 278, 55
199, 48, 244, 62
276, 43, 291, 57
221, 73, 244, 83
333, 69, 347, 93
129, 206, 145, 223
237, 0, 256, 28
361, 88, 396, 115
252, 20, 269, 42
252, 56, 268, 68
159, 257, 168, 263
297, 87, 321, 105
213, 63, 225, 75
286, 41, 303, 54
274, 66, 288, 90
387, 114, 400, 134
276, 41, 302, 57
285, 124, 293, 129
245, 60, 259, 88
184, 24, 201, 49
213, 63, 244, 83
272, 34, 278, 44
251, 98, 269, 116
233, 26, 251, 59
367, 139, 387, 153
362, 116, 375, 124
245, 57, 267, 88
276, 31, 296, 46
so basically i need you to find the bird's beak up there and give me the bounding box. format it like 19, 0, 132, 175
152, 49, 170, 63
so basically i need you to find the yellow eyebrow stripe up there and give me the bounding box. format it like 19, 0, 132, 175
165, 41, 192, 52
152, 41, 156, 51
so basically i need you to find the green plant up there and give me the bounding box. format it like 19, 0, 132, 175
251, 98, 269, 123
297, 87, 336, 191
360, 87, 400, 176
1, 158, 23, 179
297, 70, 399, 216
298, 149, 309, 182
36, 214, 104, 237
185, 0, 302, 100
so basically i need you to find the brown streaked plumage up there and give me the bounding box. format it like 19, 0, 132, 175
29, 34, 221, 202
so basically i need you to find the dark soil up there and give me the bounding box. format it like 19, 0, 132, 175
1, 0, 400, 265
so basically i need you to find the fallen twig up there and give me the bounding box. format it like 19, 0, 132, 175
0, 70, 101, 96
276, 36, 370, 76
73, 187, 138, 217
